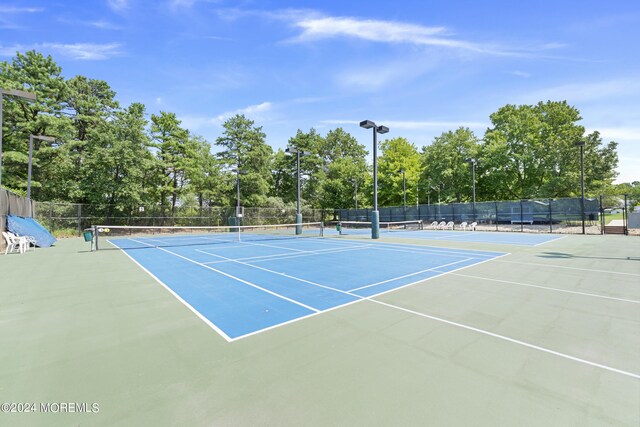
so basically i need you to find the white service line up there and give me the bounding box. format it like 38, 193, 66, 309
348, 258, 473, 292
532, 235, 567, 246
200, 244, 374, 265
369, 298, 640, 380
127, 238, 320, 313
496, 260, 640, 277
448, 272, 640, 304
195, 249, 351, 295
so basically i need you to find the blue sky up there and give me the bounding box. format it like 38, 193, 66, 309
1, 0, 638, 183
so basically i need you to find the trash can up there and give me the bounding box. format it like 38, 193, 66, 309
83, 229, 94, 242
336, 222, 342, 235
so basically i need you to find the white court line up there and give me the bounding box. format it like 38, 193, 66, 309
106, 240, 233, 342
229, 252, 512, 342
111, 242, 640, 379
200, 244, 374, 265
320, 236, 505, 258
348, 258, 473, 292
369, 299, 640, 380
127, 238, 320, 313
532, 235, 567, 246
496, 260, 640, 277
447, 272, 640, 304
367, 245, 492, 259
195, 249, 349, 294
394, 230, 566, 247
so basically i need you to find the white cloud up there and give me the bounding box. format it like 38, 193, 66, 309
512, 70, 531, 78
0, 43, 123, 60
336, 58, 440, 90
169, 0, 197, 8
215, 102, 273, 123
286, 15, 524, 56
587, 127, 639, 141
44, 43, 123, 60
90, 20, 122, 30
0, 6, 44, 13
0, 5, 44, 29
107, 0, 129, 11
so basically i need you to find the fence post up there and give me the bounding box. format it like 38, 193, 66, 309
599, 195, 604, 235
624, 194, 628, 235
495, 201, 499, 231
548, 198, 553, 233
520, 199, 524, 232
77, 204, 82, 236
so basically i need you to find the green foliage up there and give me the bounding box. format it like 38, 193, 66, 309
215, 114, 273, 207
377, 137, 421, 206
420, 127, 479, 203
481, 101, 618, 199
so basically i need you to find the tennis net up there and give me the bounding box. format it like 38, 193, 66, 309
92, 222, 324, 250
338, 220, 423, 235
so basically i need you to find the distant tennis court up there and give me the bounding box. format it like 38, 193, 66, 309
106, 227, 505, 340
336, 220, 565, 246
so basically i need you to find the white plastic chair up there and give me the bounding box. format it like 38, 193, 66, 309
430, 221, 439, 229
3, 231, 28, 254
460, 221, 468, 231
446, 221, 454, 230
470, 222, 477, 231
438, 221, 446, 230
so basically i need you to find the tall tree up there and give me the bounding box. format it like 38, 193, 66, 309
317, 128, 369, 209
79, 103, 156, 213
377, 137, 421, 207
216, 114, 273, 207
482, 101, 618, 199
150, 112, 200, 216
421, 127, 480, 203
0, 50, 71, 195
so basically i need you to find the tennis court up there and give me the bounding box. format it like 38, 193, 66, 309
106, 227, 505, 340
336, 220, 565, 246
1, 227, 638, 426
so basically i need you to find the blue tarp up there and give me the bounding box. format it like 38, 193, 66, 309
7, 215, 57, 248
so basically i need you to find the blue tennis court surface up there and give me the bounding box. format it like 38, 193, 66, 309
333, 228, 565, 246
109, 236, 506, 341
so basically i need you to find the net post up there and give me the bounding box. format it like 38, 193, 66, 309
295, 213, 303, 235
94, 225, 99, 251
320, 222, 324, 237
371, 210, 380, 239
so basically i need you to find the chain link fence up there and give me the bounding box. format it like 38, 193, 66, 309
31, 202, 329, 237
338, 196, 638, 235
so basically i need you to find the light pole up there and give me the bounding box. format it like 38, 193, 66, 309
360, 120, 389, 239
399, 169, 406, 220
574, 140, 586, 234
1, 88, 37, 191
285, 145, 310, 234
466, 158, 476, 222
27, 134, 55, 199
